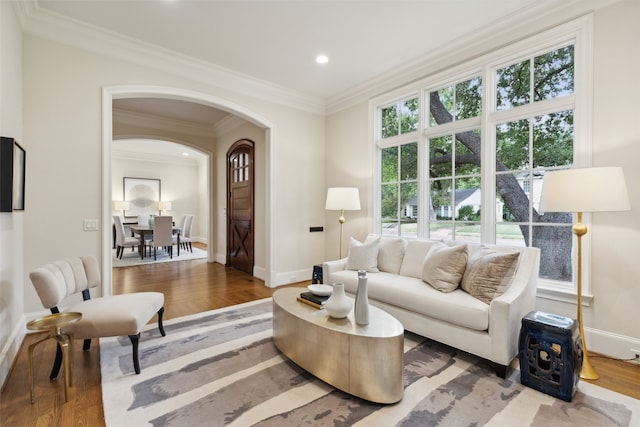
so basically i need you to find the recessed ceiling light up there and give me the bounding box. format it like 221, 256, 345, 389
182, 152, 190, 156
316, 55, 329, 64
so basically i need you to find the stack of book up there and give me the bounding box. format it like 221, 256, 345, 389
297, 291, 330, 309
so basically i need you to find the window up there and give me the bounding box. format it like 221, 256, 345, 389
379, 98, 419, 237
374, 18, 590, 292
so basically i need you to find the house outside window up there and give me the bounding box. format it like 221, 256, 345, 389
373, 17, 592, 293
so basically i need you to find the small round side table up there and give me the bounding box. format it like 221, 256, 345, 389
26, 312, 82, 404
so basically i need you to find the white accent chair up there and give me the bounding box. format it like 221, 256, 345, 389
113, 215, 140, 259
149, 215, 174, 260
29, 255, 165, 377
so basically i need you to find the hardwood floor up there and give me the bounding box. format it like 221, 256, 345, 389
1, 244, 638, 426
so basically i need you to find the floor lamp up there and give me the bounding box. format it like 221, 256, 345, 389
325, 187, 361, 259
539, 166, 630, 380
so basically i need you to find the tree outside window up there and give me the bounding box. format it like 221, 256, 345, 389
377, 42, 578, 284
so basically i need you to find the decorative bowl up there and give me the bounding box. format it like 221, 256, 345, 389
308, 284, 332, 296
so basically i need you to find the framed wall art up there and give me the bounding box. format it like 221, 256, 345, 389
0, 136, 26, 212
123, 177, 161, 220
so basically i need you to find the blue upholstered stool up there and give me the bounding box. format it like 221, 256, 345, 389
518, 311, 583, 402
312, 264, 323, 284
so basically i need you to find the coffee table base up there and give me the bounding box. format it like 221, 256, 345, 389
273, 288, 404, 404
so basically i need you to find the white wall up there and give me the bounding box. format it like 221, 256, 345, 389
325, 1, 640, 359
111, 153, 206, 243
0, 1, 24, 387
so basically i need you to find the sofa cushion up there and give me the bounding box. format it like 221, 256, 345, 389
332, 270, 489, 331
399, 240, 438, 279
375, 236, 406, 274
346, 236, 380, 272
422, 243, 469, 292
461, 246, 520, 304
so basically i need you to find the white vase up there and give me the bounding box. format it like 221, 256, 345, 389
354, 270, 370, 325
325, 282, 352, 319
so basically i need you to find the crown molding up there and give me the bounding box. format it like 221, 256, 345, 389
214, 115, 248, 138
20, 0, 326, 115
325, 0, 622, 115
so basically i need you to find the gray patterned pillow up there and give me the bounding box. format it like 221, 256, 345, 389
460, 247, 520, 304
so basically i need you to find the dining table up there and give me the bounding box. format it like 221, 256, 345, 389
129, 224, 182, 259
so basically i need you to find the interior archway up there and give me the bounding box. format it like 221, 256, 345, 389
102, 85, 276, 296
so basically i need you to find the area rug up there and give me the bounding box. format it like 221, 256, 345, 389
111, 246, 207, 267
100, 299, 640, 427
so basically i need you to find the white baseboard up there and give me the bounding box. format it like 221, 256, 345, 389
0, 316, 26, 390
586, 326, 640, 362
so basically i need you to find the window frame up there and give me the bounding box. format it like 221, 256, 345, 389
371, 16, 594, 302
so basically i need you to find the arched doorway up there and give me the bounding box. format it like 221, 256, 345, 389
102, 85, 276, 296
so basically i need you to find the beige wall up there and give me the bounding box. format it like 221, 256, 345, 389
325, 1, 640, 358
21, 33, 326, 315
0, 1, 24, 387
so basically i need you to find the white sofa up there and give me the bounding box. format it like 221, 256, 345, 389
322, 235, 540, 377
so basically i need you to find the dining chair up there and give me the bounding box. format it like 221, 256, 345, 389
180, 214, 194, 252
113, 215, 140, 259
149, 216, 174, 260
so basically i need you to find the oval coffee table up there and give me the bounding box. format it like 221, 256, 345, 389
272, 287, 404, 403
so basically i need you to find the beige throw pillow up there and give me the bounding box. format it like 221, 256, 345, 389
346, 236, 381, 272
461, 246, 520, 304
422, 243, 468, 292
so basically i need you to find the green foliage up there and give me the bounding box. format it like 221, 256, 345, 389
457, 205, 479, 221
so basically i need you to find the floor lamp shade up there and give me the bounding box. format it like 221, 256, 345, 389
539, 166, 630, 380
539, 167, 630, 213
326, 187, 361, 259
325, 187, 361, 211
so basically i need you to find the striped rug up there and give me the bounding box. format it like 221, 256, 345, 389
100, 299, 640, 426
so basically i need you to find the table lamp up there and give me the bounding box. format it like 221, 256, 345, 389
325, 187, 360, 258
113, 200, 130, 215
539, 166, 630, 379
158, 201, 172, 215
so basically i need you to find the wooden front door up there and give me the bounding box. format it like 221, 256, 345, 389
226, 139, 254, 274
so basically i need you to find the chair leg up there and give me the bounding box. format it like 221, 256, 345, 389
157, 307, 166, 336
129, 333, 141, 374
49, 343, 63, 380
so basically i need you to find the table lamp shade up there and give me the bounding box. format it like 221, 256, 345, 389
113, 200, 130, 211
158, 201, 172, 211
539, 167, 630, 213
325, 187, 361, 211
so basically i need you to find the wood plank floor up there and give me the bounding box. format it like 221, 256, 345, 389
1, 244, 638, 426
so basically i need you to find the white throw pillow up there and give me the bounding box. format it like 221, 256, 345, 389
461, 246, 520, 304
376, 236, 406, 274
346, 236, 381, 272
400, 240, 438, 279
421, 243, 468, 292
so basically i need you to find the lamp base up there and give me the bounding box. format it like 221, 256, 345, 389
580, 352, 599, 380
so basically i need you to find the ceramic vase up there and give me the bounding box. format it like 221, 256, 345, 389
148, 214, 155, 227
354, 270, 370, 325
325, 282, 352, 318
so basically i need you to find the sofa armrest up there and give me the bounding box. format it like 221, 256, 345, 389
488, 247, 540, 366
322, 258, 348, 284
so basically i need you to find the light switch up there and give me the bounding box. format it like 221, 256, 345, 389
84, 219, 99, 231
